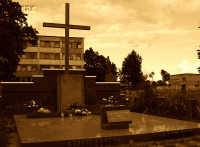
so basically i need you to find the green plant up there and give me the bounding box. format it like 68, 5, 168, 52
0, 118, 9, 146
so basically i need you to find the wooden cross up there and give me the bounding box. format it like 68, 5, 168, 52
43, 3, 90, 74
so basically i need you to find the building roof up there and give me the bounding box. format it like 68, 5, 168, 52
171, 73, 200, 76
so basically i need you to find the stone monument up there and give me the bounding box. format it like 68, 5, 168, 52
101, 105, 132, 130
43, 3, 90, 112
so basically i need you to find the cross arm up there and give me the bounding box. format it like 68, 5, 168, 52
69, 24, 90, 30
43, 22, 66, 28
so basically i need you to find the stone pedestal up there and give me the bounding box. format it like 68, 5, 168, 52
57, 74, 84, 112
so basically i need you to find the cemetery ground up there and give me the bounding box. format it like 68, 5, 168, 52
2, 88, 200, 146
2, 106, 200, 147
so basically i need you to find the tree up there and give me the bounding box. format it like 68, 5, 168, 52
161, 69, 171, 83
197, 50, 200, 73
84, 47, 117, 81
121, 49, 144, 89
0, 0, 38, 80
157, 80, 166, 86
149, 72, 155, 81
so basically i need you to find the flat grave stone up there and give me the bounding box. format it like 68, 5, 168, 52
106, 110, 132, 124
14, 112, 200, 147
101, 105, 132, 130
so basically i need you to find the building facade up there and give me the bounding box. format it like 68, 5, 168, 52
15, 35, 84, 82
170, 73, 200, 90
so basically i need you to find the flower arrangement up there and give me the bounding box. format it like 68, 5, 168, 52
37, 107, 50, 114
27, 107, 62, 118
102, 96, 117, 105
27, 100, 39, 108
72, 108, 91, 116
66, 103, 92, 116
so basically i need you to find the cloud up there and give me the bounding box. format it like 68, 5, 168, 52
178, 59, 200, 73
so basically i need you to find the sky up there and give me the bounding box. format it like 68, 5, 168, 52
15, 0, 200, 81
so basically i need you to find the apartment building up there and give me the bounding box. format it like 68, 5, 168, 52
170, 73, 200, 90
15, 35, 84, 82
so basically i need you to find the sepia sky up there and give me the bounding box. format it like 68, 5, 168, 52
15, 0, 200, 80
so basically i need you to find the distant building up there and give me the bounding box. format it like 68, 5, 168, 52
170, 73, 200, 90
15, 35, 84, 82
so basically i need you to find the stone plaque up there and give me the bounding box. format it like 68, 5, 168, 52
106, 110, 132, 123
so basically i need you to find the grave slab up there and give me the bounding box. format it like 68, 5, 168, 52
14, 112, 200, 147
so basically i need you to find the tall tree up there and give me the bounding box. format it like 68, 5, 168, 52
149, 72, 155, 81
161, 69, 171, 83
84, 47, 117, 81
157, 80, 166, 86
197, 50, 200, 73
0, 0, 38, 80
121, 49, 144, 89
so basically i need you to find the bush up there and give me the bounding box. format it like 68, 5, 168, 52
0, 119, 9, 147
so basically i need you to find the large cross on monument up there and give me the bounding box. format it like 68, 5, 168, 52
43, 3, 90, 74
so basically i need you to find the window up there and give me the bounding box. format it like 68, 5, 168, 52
62, 42, 72, 48
54, 41, 60, 48
45, 53, 50, 59
40, 53, 60, 60
72, 42, 77, 48
62, 53, 65, 60
40, 65, 50, 70
22, 54, 26, 59
70, 54, 76, 60
54, 65, 60, 69
32, 65, 37, 71
41, 41, 60, 48
76, 54, 81, 60
69, 43, 72, 48
77, 42, 82, 48
62, 41, 65, 48
40, 41, 45, 47
27, 65, 32, 71
55, 54, 60, 60
21, 66, 27, 71
69, 54, 81, 60
44, 41, 50, 47
40, 53, 45, 59
50, 41, 55, 48
26, 52, 37, 59
182, 77, 186, 81
49, 54, 54, 59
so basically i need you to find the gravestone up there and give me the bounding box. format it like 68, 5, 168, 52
101, 105, 132, 130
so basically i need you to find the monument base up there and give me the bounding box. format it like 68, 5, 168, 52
102, 122, 130, 130
57, 74, 84, 112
